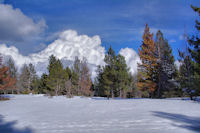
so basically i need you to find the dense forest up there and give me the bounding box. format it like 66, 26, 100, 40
0, 5, 200, 100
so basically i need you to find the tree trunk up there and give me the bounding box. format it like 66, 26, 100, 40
157, 78, 161, 98
55, 82, 58, 96
190, 94, 193, 100
123, 90, 127, 98
17, 89, 20, 94
157, 42, 161, 98
111, 89, 114, 99
120, 88, 122, 99
107, 95, 110, 100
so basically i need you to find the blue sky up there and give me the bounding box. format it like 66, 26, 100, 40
1, 0, 200, 59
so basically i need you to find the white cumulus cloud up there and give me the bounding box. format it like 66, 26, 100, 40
0, 30, 141, 77
119, 47, 141, 74
0, 4, 46, 42
34, 30, 105, 66
0, 30, 105, 76
0, 44, 32, 67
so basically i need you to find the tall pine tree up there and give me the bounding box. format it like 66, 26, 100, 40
188, 5, 200, 97
116, 54, 130, 98
47, 55, 65, 96
71, 57, 81, 95
155, 30, 177, 98
19, 64, 31, 93
103, 46, 117, 99
137, 24, 158, 98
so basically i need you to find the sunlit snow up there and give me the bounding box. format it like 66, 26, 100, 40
0, 95, 200, 133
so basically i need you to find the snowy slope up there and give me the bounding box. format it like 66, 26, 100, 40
0, 95, 200, 133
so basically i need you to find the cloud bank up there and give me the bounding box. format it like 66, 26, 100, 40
119, 48, 141, 74
0, 4, 46, 42
0, 30, 105, 75
0, 30, 140, 77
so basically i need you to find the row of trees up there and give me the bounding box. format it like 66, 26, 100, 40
0, 24, 199, 99
95, 47, 133, 99
94, 25, 181, 99
1, 5, 199, 99
0, 54, 92, 97
137, 24, 179, 98
178, 5, 200, 100
43, 55, 92, 96
136, 5, 200, 99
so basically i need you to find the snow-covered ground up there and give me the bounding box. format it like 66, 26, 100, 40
0, 95, 200, 133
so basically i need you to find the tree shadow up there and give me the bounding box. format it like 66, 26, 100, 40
152, 111, 200, 132
0, 115, 33, 133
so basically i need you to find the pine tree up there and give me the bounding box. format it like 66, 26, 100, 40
19, 64, 31, 93
47, 55, 65, 96
116, 54, 130, 98
155, 30, 177, 98
137, 24, 158, 98
28, 63, 38, 93
103, 46, 117, 99
188, 5, 200, 97
38, 73, 50, 94
95, 48, 131, 98
178, 50, 195, 99
65, 66, 72, 97
6, 57, 17, 79
71, 57, 81, 95
95, 65, 105, 97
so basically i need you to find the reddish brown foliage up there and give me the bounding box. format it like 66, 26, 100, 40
137, 24, 158, 94
0, 54, 16, 91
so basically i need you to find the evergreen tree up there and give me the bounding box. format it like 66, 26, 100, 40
178, 50, 195, 99
6, 57, 17, 79
95, 65, 105, 97
47, 55, 65, 96
37, 73, 50, 94
95, 47, 131, 98
128, 74, 141, 98
65, 66, 72, 97
103, 46, 117, 99
116, 54, 130, 98
71, 57, 81, 95
28, 63, 38, 93
19, 64, 31, 93
188, 5, 200, 97
137, 24, 158, 98
155, 30, 177, 98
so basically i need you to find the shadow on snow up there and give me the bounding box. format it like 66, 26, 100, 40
0, 115, 33, 133
152, 111, 200, 132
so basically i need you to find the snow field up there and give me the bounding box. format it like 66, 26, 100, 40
0, 95, 200, 133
